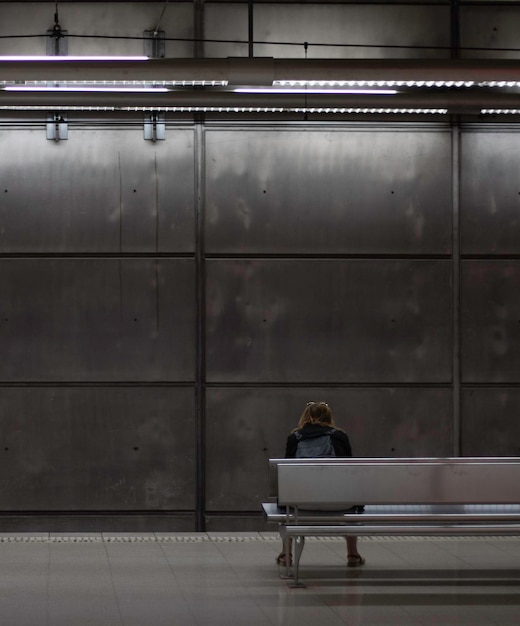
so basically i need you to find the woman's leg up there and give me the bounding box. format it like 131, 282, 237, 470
346, 536, 365, 566
276, 538, 293, 565
346, 536, 359, 557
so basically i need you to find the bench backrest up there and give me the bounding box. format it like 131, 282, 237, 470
272, 458, 520, 507
268, 457, 512, 496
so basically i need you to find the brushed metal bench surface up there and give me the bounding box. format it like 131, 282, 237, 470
277, 459, 520, 507
268, 457, 520, 499
262, 502, 520, 523
283, 523, 520, 537
264, 458, 520, 586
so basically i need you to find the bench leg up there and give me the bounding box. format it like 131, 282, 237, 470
289, 535, 306, 588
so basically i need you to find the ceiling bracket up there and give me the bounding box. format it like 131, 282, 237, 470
47, 6, 68, 57
144, 30, 166, 59
46, 113, 68, 141
144, 112, 165, 141
46, 27, 68, 56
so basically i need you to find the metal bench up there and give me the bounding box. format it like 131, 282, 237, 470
262, 457, 520, 587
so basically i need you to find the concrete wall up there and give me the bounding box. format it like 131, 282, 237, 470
0, 1, 519, 531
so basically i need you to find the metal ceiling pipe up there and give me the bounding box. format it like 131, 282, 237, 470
3, 90, 520, 112
2, 57, 520, 84
0, 58, 275, 84
272, 59, 520, 83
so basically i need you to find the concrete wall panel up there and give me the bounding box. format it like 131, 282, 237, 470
0, 259, 195, 382
254, 4, 451, 59
0, 2, 194, 57
461, 5, 520, 59
461, 388, 520, 456
206, 259, 452, 383
0, 129, 195, 254
206, 129, 452, 255
461, 261, 520, 383
0, 386, 196, 510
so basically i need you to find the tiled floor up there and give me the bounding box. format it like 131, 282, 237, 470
0, 533, 519, 625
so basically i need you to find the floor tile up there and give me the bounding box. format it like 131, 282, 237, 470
0, 534, 518, 626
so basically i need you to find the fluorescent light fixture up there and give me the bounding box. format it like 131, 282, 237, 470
0, 55, 149, 61
235, 87, 397, 95
4, 85, 169, 93
479, 81, 520, 88
169, 80, 228, 87
273, 80, 475, 88
0, 105, 448, 114
291, 107, 448, 114
481, 109, 520, 114
274, 79, 520, 89
1, 80, 229, 88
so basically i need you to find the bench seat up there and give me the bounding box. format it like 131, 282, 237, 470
262, 502, 520, 524
262, 457, 520, 586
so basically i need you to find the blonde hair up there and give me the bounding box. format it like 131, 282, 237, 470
295, 401, 335, 430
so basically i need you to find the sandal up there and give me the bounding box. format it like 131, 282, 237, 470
276, 552, 292, 567
347, 555, 366, 568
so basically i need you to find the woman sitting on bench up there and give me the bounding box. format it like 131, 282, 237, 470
276, 401, 366, 568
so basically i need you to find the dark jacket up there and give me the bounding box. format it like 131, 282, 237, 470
284, 423, 353, 458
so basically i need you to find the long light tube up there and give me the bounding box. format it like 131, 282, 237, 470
0, 55, 149, 61
273, 80, 476, 88
481, 109, 520, 114
0, 105, 449, 114
235, 87, 397, 95
4, 85, 169, 93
